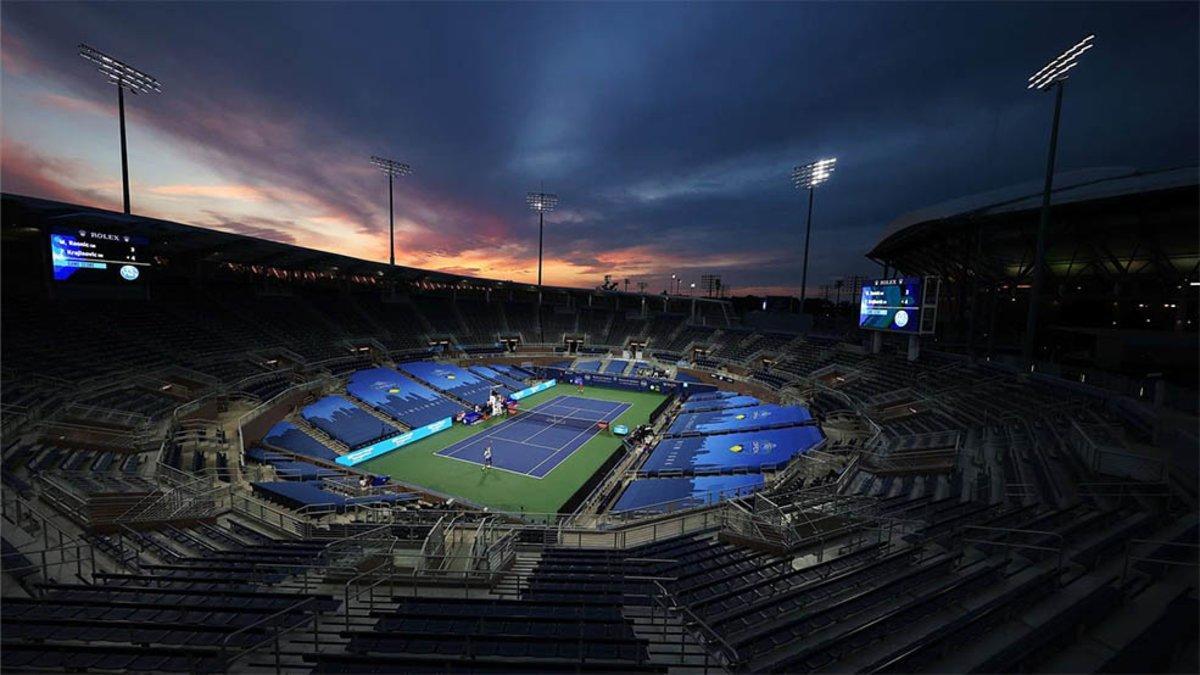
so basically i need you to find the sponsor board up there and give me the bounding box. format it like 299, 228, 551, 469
336, 417, 454, 466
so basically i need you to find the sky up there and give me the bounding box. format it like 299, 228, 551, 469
2, 2, 1197, 296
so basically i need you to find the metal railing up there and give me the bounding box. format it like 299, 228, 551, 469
961, 525, 1066, 587
1119, 538, 1199, 586
217, 596, 319, 673
650, 578, 741, 668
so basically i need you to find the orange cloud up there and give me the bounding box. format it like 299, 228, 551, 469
150, 184, 270, 201
33, 92, 111, 117
0, 139, 121, 211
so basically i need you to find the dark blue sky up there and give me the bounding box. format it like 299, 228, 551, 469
2, 1, 1196, 294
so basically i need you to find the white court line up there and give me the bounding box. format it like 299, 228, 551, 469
437, 394, 631, 478
524, 416, 607, 475
437, 450, 546, 480
526, 401, 631, 477
438, 396, 588, 457
436, 414, 525, 458
517, 403, 599, 444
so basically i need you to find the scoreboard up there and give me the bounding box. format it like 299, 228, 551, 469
50, 228, 150, 284
858, 276, 940, 334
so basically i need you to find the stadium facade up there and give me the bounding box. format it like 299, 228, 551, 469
868, 167, 1198, 386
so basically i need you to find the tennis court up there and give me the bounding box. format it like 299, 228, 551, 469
436, 395, 630, 478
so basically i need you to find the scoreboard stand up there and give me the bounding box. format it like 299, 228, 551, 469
861, 276, 940, 362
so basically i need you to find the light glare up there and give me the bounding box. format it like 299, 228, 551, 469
78, 44, 161, 95
370, 156, 413, 177
792, 157, 837, 189
1028, 35, 1094, 90
526, 192, 559, 212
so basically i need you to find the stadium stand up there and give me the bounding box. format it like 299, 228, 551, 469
299, 396, 401, 449
603, 359, 629, 375
261, 421, 340, 462
1, 193, 1196, 674
346, 367, 466, 427
641, 426, 825, 475
396, 361, 509, 407
666, 404, 816, 437
467, 365, 526, 392
611, 474, 766, 514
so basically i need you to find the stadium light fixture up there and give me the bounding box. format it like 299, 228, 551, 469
792, 157, 837, 312
78, 43, 162, 215
369, 156, 413, 266
1022, 35, 1094, 361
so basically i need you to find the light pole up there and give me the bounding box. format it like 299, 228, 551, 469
369, 156, 412, 266
1023, 35, 1094, 361
526, 191, 559, 289
792, 157, 837, 314
527, 191, 558, 343
78, 44, 161, 215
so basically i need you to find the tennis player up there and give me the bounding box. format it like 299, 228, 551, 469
483, 444, 493, 472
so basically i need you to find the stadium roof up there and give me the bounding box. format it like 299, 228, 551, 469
871, 166, 1199, 259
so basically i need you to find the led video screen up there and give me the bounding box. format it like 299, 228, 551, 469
50, 228, 150, 284
858, 276, 925, 333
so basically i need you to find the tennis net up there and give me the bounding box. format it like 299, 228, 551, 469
511, 408, 612, 431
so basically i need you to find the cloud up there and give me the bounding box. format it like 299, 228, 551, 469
0, 28, 39, 77
0, 139, 120, 210
151, 184, 270, 202
196, 210, 299, 244
33, 92, 110, 117
1, 0, 1195, 298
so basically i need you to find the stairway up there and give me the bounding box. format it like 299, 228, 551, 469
488, 550, 540, 598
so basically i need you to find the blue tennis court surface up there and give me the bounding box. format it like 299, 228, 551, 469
436, 395, 631, 478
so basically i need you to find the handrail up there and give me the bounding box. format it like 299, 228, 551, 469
218, 596, 318, 669
343, 556, 396, 631
651, 578, 741, 667
1120, 538, 1199, 586
961, 524, 1065, 586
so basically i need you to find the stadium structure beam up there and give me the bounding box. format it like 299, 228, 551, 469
370, 156, 413, 266
792, 158, 837, 313
1023, 35, 1094, 361
79, 44, 162, 215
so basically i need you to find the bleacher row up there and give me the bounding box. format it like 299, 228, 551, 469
3, 500, 1192, 674
0, 283, 798, 426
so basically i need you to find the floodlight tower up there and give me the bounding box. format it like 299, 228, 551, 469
78, 44, 161, 215
526, 191, 559, 289
527, 190, 558, 344
1022, 35, 1094, 361
792, 157, 837, 313
369, 156, 413, 266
